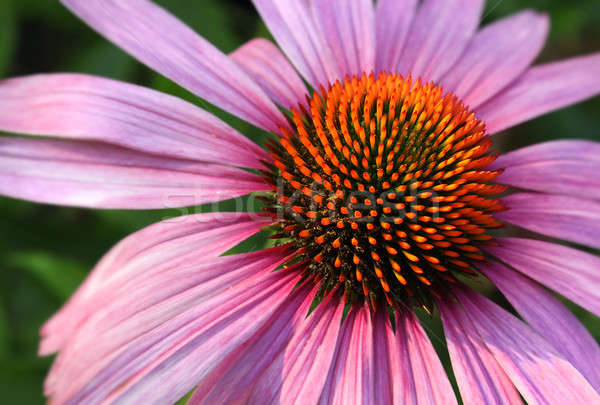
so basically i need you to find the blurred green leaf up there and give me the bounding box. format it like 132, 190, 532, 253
153, 0, 239, 51
0, 304, 9, 356
0, 0, 16, 76
8, 252, 87, 301
68, 42, 137, 80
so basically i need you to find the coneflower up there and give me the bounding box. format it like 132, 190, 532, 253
0, 0, 599, 404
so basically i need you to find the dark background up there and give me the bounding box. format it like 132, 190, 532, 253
0, 0, 599, 403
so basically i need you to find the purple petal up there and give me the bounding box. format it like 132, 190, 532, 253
190, 291, 344, 404
396, 0, 484, 82
245, 293, 346, 404
498, 192, 600, 249
456, 289, 600, 404
382, 310, 457, 405
252, 0, 340, 89
391, 311, 458, 404
375, 0, 418, 74
318, 306, 376, 405
312, 0, 375, 79
0, 137, 267, 209
40, 212, 269, 355
440, 10, 549, 108
480, 260, 600, 391
45, 246, 300, 404
230, 38, 308, 109
60, 0, 289, 132
478, 52, 600, 134
484, 237, 600, 317
439, 299, 522, 405
491, 140, 600, 200
0, 74, 268, 169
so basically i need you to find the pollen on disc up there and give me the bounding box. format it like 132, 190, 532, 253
262, 72, 506, 309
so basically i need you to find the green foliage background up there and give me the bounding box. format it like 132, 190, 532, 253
0, 0, 599, 403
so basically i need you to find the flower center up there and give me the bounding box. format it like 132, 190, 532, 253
262, 72, 506, 309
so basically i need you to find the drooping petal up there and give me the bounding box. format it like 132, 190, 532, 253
252, 0, 339, 89
478, 52, 600, 134
490, 140, 600, 200
498, 193, 600, 249
484, 237, 600, 317
45, 245, 300, 405
374, 311, 457, 405
230, 38, 308, 110
245, 293, 345, 405
374, 0, 418, 74
438, 299, 522, 405
456, 289, 600, 404
396, 0, 484, 82
0, 74, 268, 169
40, 212, 269, 355
440, 10, 549, 108
317, 306, 376, 405
0, 137, 267, 209
189, 290, 343, 405
60, 0, 288, 133
312, 0, 375, 79
370, 310, 395, 405
480, 260, 600, 391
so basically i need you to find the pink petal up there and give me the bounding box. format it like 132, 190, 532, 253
230, 38, 308, 109
318, 306, 376, 405
45, 246, 300, 404
375, 0, 418, 74
0, 137, 267, 209
251, 0, 340, 89
484, 237, 600, 317
438, 299, 522, 405
312, 0, 375, 79
396, 0, 484, 82
440, 10, 549, 108
491, 140, 600, 200
41, 212, 269, 355
398, 311, 458, 405
370, 310, 395, 405
375, 310, 457, 404
188, 287, 336, 405
479, 260, 600, 391
498, 192, 600, 249
478, 52, 600, 134
0, 73, 268, 169
456, 289, 600, 404
60, 0, 289, 133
